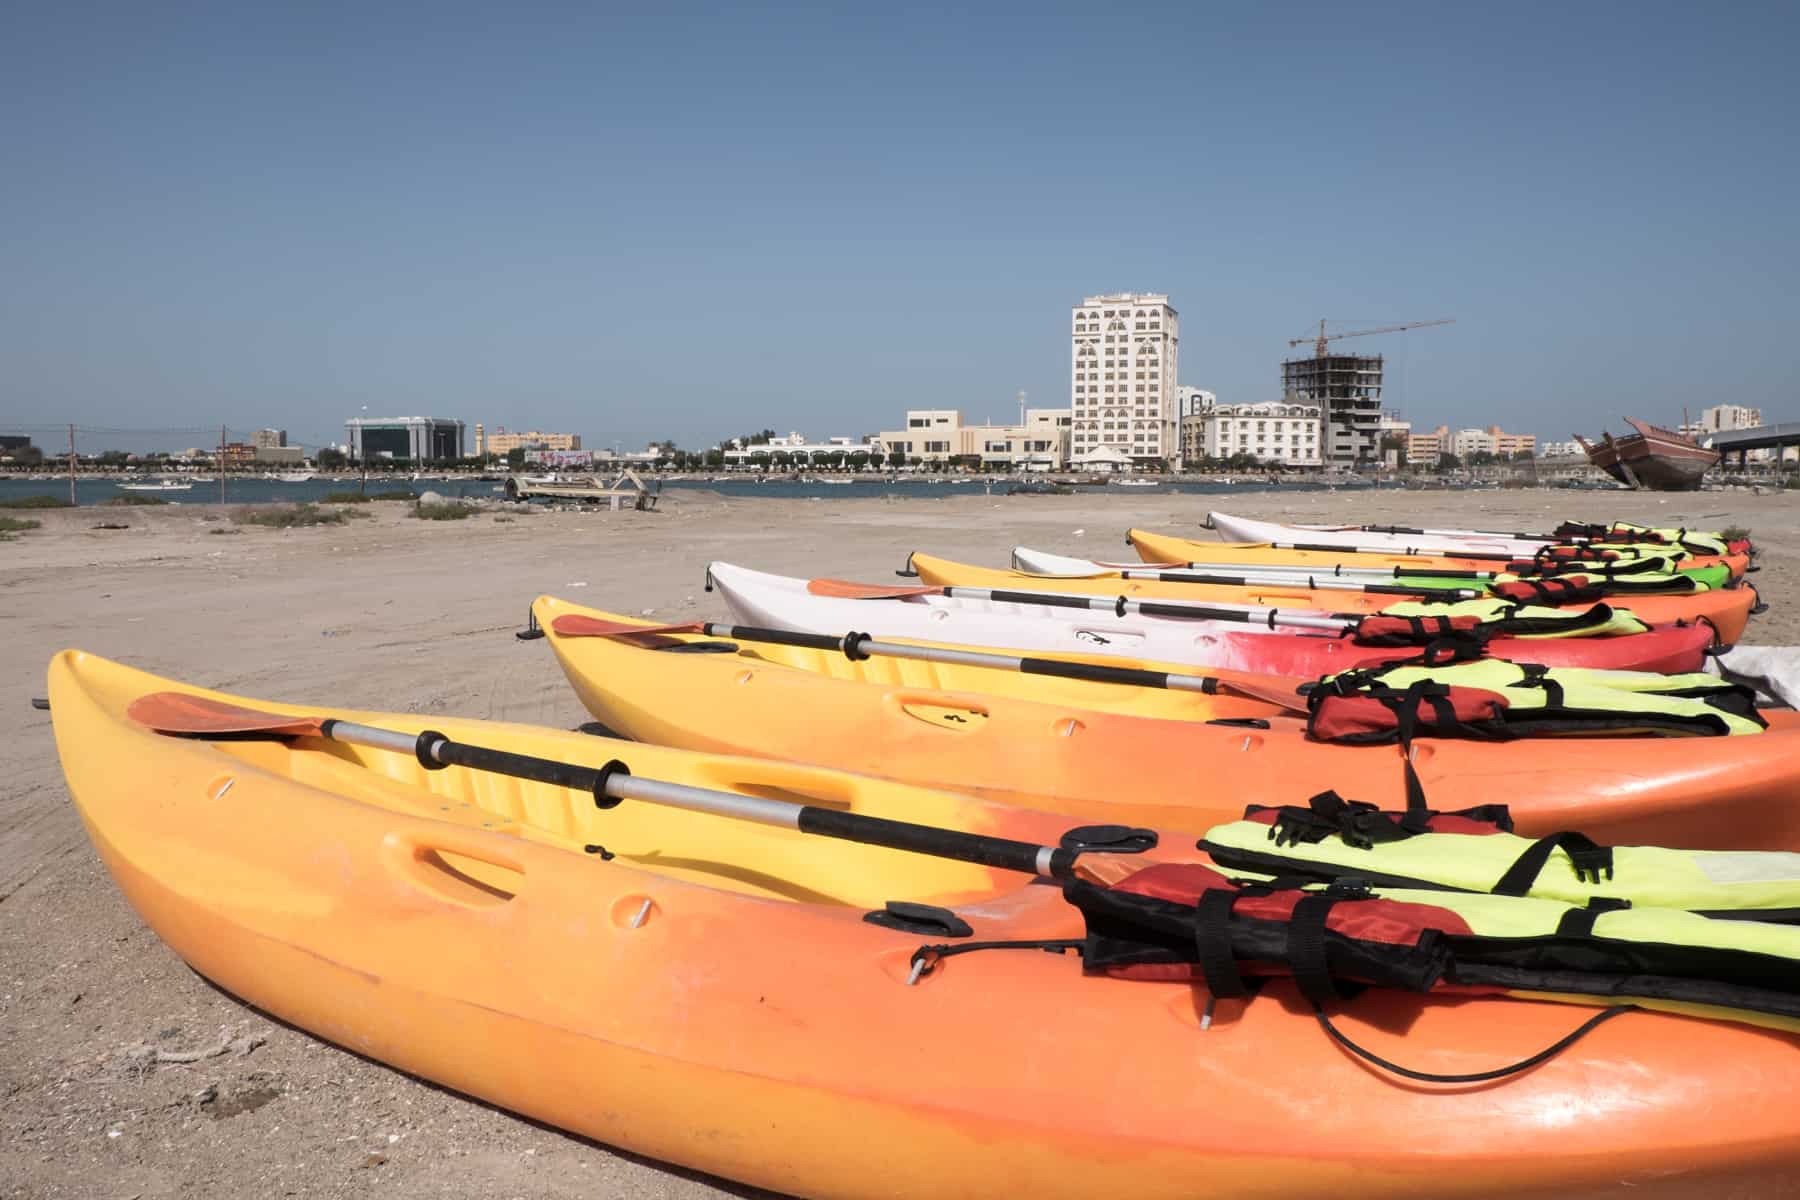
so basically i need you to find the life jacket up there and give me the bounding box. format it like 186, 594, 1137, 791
1198, 792, 1800, 920
1486, 570, 1718, 601
1554, 522, 1735, 557
1304, 659, 1764, 820
1307, 659, 1767, 744
1058, 865, 1800, 1039
1507, 559, 1729, 592
1354, 598, 1650, 650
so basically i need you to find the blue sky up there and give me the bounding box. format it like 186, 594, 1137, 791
3, 2, 1794, 451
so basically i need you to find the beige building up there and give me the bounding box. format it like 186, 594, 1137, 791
1410, 424, 1536, 462
1181, 399, 1322, 466
251, 428, 287, 449
483, 428, 582, 455
1408, 425, 1449, 462
1451, 425, 1536, 458
1070, 293, 1179, 466
876, 408, 1071, 470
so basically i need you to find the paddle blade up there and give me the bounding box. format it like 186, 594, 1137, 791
551, 615, 707, 639
127, 692, 328, 738
808, 578, 944, 600
1215, 676, 1309, 713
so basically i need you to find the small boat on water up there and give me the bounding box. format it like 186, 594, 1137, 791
1576, 418, 1718, 491
276, 471, 316, 483
1110, 477, 1158, 488
117, 479, 194, 493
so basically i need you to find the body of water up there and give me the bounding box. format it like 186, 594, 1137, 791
0, 473, 1410, 507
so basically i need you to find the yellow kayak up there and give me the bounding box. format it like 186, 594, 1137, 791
48, 649, 1800, 1197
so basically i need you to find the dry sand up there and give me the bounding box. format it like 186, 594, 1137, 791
2, 487, 1795, 1199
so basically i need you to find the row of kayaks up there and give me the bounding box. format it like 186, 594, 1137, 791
49, 512, 1800, 1198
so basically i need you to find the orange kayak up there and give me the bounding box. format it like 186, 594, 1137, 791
50, 650, 1800, 1198
535, 598, 1800, 851
909, 553, 1758, 646
1126, 527, 1752, 582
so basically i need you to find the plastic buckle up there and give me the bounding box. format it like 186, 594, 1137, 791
1568, 846, 1615, 885
1324, 877, 1374, 900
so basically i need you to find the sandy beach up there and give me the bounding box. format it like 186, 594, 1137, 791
3, 487, 1794, 1199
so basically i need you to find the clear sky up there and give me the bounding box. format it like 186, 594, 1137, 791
4, 2, 1794, 451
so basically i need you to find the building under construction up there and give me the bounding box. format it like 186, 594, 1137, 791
1279, 354, 1384, 465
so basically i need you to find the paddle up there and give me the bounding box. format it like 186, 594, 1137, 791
807, 577, 1354, 633
547, 614, 1311, 713
122, 693, 1646, 1076
125, 692, 1128, 889
1126, 555, 1693, 587
1008, 557, 1485, 601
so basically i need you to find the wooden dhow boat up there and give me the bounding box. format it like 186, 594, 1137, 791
1576, 418, 1718, 491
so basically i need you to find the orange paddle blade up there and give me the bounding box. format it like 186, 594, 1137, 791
807, 578, 944, 600
126, 692, 328, 737
1214, 676, 1309, 714
551, 615, 707, 639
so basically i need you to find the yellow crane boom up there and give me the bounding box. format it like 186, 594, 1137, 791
1290, 318, 1455, 359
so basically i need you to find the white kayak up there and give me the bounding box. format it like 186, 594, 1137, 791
702, 562, 1394, 675
1206, 511, 1551, 557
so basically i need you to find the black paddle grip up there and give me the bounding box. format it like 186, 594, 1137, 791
796, 807, 1072, 877
424, 734, 608, 797
712, 624, 844, 652
1018, 657, 1179, 690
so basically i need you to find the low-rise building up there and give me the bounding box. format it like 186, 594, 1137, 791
1451, 425, 1536, 459
875, 409, 1072, 470
1698, 405, 1763, 433
253, 445, 306, 465
1180, 399, 1322, 467
1539, 439, 1585, 459
346, 416, 465, 462
723, 433, 874, 467
484, 428, 582, 455
1407, 425, 1449, 462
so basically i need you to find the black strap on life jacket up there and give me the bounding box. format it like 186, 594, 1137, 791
1288, 893, 1345, 1004
1418, 633, 1488, 665
1196, 888, 1252, 999
1492, 832, 1615, 895
1554, 896, 1633, 936
1261, 790, 1516, 851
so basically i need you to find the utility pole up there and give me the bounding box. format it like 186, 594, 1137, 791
219, 424, 227, 505
67, 424, 76, 506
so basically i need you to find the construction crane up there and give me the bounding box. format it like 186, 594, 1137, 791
1290, 318, 1455, 359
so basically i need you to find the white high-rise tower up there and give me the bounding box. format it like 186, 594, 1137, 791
1070, 293, 1179, 467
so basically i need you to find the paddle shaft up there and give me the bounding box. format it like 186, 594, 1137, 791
318, 720, 1076, 878
930, 585, 1351, 632
1160, 559, 1501, 583
1101, 567, 1482, 600
688, 622, 1253, 695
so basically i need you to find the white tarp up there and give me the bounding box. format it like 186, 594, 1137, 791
1706, 645, 1800, 709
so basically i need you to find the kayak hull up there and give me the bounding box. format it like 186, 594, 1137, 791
913, 553, 1755, 647
1128, 528, 1749, 582
49, 652, 1800, 1199
537, 598, 1800, 851
710, 562, 1715, 676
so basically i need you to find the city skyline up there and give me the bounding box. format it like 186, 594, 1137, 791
4, 5, 1794, 449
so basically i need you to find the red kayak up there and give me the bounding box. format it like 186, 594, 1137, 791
1185, 621, 1715, 676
